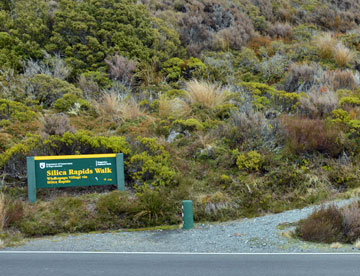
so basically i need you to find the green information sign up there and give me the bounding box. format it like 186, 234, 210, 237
27, 153, 125, 203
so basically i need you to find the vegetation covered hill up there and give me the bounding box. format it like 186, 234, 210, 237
1, 0, 360, 243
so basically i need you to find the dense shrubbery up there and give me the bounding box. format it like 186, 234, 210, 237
1, 0, 360, 242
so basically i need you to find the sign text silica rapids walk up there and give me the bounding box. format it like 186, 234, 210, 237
27, 153, 125, 203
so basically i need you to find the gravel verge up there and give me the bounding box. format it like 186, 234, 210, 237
3, 198, 360, 253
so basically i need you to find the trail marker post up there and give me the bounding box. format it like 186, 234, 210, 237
182, 200, 194, 229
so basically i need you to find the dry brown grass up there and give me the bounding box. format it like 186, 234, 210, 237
158, 96, 191, 119
334, 43, 355, 67
185, 80, 227, 109
299, 90, 338, 118
0, 193, 6, 232
95, 92, 146, 122
330, 242, 342, 249
342, 202, 360, 243
40, 113, 75, 137
296, 205, 344, 243
354, 239, 360, 249
314, 33, 337, 60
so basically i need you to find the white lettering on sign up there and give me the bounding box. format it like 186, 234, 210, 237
96, 161, 112, 166
45, 162, 73, 168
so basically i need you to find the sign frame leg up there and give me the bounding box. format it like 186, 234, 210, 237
27, 156, 37, 203
116, 153, 125, 191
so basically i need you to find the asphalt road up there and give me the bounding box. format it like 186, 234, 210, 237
0, 252, 359, 276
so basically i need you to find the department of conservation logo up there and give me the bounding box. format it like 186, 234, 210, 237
39, 163, 45, 169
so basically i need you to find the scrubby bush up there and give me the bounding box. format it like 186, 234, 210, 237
162, 57, 206, 82
104, 54, 136, 87
46, 0, 178, 77
236, 151, 264, 172
299, 91, 338, 119
297, 202, 360, 244
23, 53, 71, 81
342, 202, 360, 243
281, 116, 343, 157
282, 63, 317, 92
40, 114, 75, 137
178, 1, 254, 55
218, 106, 279, 151
26, 74, 83, 108
296, 205, 344, 243
0, 100, 39, 148
0, 132, 175, 189
267, 23, 292, 39
128, 137, 175, 190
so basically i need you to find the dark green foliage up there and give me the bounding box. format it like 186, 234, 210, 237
162, 57, 205, 82
19, 197, 98, 236
27, 74, 83, 108
2, 0, 360, 240
0, 133, 174, 189
53, 94, 90, 113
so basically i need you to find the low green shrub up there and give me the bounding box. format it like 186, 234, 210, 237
53, 93, 90, 113
18, 197, 97, 236
0, 133, 175, 189
129, 137, 175, 190
27, 74, 83, 108
236, 151, 264, 172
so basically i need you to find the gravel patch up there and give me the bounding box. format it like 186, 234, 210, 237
4, 198, 360, 253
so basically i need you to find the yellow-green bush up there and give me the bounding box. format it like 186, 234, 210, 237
129, 137, 175, 190
236, 151, 264, 172
27, 74, 83, 108
0, 132, 175, 190
172, 118, 204, 132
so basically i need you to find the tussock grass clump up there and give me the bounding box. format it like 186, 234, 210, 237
185, 80, 227, 109
333, 43, 355, 67
313, 33, 355, 67
0, 193, 5, 231
158, 96, 191, 119
314, 33, 337, 60
95, 92, 146, 122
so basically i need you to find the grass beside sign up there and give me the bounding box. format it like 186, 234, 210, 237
27, 153, 125, 203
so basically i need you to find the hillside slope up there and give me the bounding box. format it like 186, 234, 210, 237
1, 0, 360, 243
